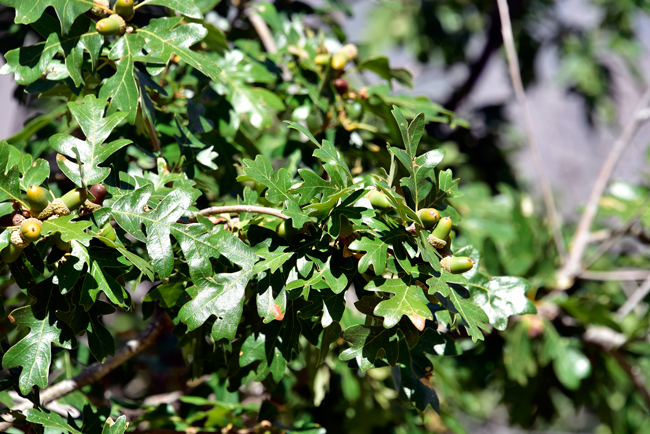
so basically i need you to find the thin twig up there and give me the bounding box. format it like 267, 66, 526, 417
189, 205, 289, 223
583, 193, 650, 269
244, 7, 291, 81
580, 269, 650, 281
496, 0, 566, 262
557, 86, 650, 288
0, 312, 171, 431
144, 115, 161, 156
617, 275, 650, 318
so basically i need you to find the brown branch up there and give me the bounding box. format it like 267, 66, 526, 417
557, 87, 650, 288
189, 205, 289, 223
0, 311, 171, 431
496, 0, 567, 263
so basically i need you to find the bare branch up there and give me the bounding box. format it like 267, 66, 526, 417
189, 205, 289, 223
583, 192, 650, 269
496, 0, 566, 262
0, 312, 171, 431
610, 350, 650, 409
617, 275, 650, 319
580, 269, 650, 281
557, 86, 650, 288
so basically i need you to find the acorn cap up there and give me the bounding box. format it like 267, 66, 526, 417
91, 0, 110, 16
10, 228, 29, 248
427, 233, 446, 249
34, 202, 53, 220
339, 44, 358, 61
51, 198, 71, 216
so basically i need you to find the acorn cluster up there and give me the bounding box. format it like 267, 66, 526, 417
93, 0, 134, 36
366, 190, 474, 275
0, 184, 107, 264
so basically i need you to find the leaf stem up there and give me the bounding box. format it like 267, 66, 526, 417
189, 205, 289, 223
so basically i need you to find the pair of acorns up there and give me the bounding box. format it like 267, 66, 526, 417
93, 0, 134, 36
314, 44, 358, 71
0, 184, 114, 264
367, 190, 474, 275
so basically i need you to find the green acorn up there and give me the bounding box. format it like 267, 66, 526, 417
52, 233, 71, 252
346, 101, 363, 121
339, 215, 354, 239
61, 188, 88, 212
20, 219, 42, 243
27, 185, 49, 214
276, 220, 301, 243
1, 243, 24, 263
98, 222, 117, 246
417, 208, 440, 229
113, 0, 134, 21
96, 14, 126, 36
440, 256, 473, 274
314, 53, 330, 65
427, 217, 452, 249
368, 191, 393, 213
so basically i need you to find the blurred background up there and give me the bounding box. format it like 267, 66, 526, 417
2, 0, 650, 433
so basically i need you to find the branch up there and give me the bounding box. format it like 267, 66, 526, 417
244, 7, 292, 82
0, 311, 171, 431
583, 192, 650, 269
580, 269, 650, 281
496, 0, 566, 263
557, 86, 650, 288
617, 274, 650, 319
610, 350, 650, 409
189, 205, 289, 223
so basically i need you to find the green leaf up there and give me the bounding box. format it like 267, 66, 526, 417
20, 158, 50, 190
240, 155, 297, 204
137, 0, 203, 18
240, 328, 288, 382
178, 269, 254, 341
0, 0, 91, 35
0, 14, 100, 85
111, 184, 194, 279
367, 278, 433, 330
138, 17, 221, 82
339, 324, 399, 371
24, 408, 82, 434
102, 416, 128, 434
2, 280, 74, 394
357, 56, 413, 88
51, 95, 131, 186
98, 34, 143, 124
41, 214, 93, 246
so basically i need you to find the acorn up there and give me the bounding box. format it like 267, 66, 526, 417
276, 220, 301, 243
91, 0, 110, 16
27, 185, 49, 214
339, 44, 358, 61
52, 233, 71, 252
314, 54, 330, 66
368, 191, 393, 213
428, 217, 452, 249
98, 222, 117, 246
1, 243, 24, 264
113, 0, 134, 20
440, 256, 474, 274
20, 219, 42, 243
417, 208, 440, 229
96, 14, 126, 36
61, 188, 88, 212
331, 52, 348, 70
88, 183, 107, 205
333, 78, 349, 95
